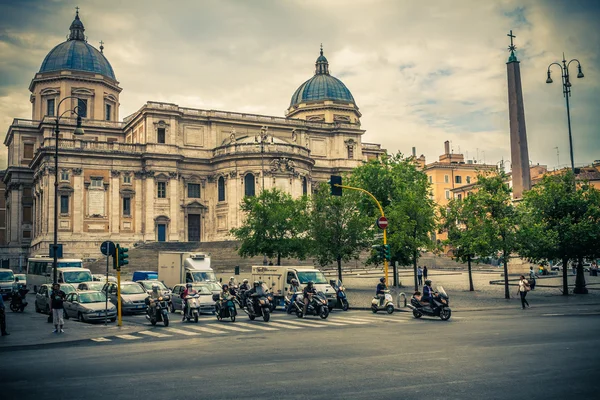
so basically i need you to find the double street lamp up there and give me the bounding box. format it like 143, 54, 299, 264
52, 97, 85, 284
546, 54, 584, 173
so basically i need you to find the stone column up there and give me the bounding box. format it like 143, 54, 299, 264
134, 172, 143, 235
145, 173, 155, 241
110, 171, 120, 234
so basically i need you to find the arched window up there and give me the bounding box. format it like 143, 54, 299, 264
302, 177, 308, 196
244, 174, 255, 197
218, 176, 226, 202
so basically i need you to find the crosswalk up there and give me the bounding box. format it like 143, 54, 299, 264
89, 313, 408, 344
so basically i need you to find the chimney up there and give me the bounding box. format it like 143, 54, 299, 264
444, 140, 450, 155
412, 147, 416, 157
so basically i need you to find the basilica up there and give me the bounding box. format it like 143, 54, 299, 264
0, 11, 385, 265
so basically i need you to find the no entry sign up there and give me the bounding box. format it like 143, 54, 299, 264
376, 216, 388, 230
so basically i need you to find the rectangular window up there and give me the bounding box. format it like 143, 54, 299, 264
105, 104, 112, 121
455, 176, 462, 184
78, 99, 88, 118
187, 183, 200, 198
428, 176, 432, 183
123, 197, 131, 216
347, 146, 354, 159
445, 190, 450, 200
466, 176, 471, 184
23, 206, 32, 224
457, 194, 462, 200
444, 175, 449, 184
23, 143, 34, 159
90, 178, 103, 188
123, 175, 131, 184
60, 171, 69, 181
22, 230, 31, 239
47, 99, 55, 116
218, 177, 226, 202
157, 128, 166, 144
60, 195, 69, 214
157, 182, 166, 198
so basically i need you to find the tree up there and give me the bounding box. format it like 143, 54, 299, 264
230, 189, 308, 265
468, 172, 518, 299
518, 171, 600, 295
441, 195, 489, 291
308, 183, 374, 280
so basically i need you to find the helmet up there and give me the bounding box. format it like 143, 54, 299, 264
222, 284, 229, 289
379, 277, 385, 283
186, 283, 192, 288
243, 279, 249, 284
291, 278, 299, 285
425, 280, 432, 286
307, 281, 314, 287
230, 276, 235, 281
151, 283, 160, 291
253, 281, 260, 288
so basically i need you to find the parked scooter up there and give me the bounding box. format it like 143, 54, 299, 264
407, 286, 451, 321
10, 287, 29, 312
371, 290, 394, 314
330, 279, 349, 311
213, 294, 237, 322
145, 295, 171, 326
244, 292, 271, 322
183, 293, 200, 323
293, 292, 329, 319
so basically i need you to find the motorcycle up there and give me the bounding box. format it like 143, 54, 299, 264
213, 294, 237, 322
330, 279, 349, 311
293, 291, 329, 319
407, 286, 451, 321
183, 293, 200, 323
10, 288, 29, 312
244, 293, 271, 322
145, 295, 171, 326
371, 290, 394, 314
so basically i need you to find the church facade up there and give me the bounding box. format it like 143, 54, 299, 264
0, 12, 385, 266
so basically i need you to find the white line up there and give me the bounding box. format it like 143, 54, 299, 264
282, 319, 327, 328
115, 334, 141, 340
91, 337, 111, 342
138, 330, 172, 338
327, 318, 369, 325
210, 324, 253, 332
302, 318, 350, 327
235, 322, 279, 331
267, 321, 302, 329
164, 327, 200, 336
350, 317, 405, 323
185, 325, 226, 334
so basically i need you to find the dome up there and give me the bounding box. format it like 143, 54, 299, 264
38, 11, 116, 80
289, 47, 355, 107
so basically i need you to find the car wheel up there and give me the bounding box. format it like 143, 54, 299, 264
78, 312, 85, 322
170, 302, 175, 314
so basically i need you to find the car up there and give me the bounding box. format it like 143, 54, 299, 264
137, 280, 171, 296
132, 271, 158, 282
77, 281, 107, 291
63, 290, 117, 322
92, 274, 117, 282
102, 281, 148, 314
202, 281, 222, 294
34, 283, 76, 314
170, 283, 216, 314
0, 268, 15, 299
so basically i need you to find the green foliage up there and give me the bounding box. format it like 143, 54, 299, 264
230, 189, 309, 264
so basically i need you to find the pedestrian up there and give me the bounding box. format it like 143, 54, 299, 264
0, 294, 9, 336
529, 266, 537, 290
417, 266, 423, 286
423, 266, 428, 280
49, 283, 66, 333
516, 275, 530, 310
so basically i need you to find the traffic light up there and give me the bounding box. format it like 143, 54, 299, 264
371, 245, 385, 261
329, 175, 342, 196
384, 244, 391, 261
118, 245, 129, 268
112, 245, 119, 270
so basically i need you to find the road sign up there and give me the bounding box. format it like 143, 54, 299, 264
100, 241, 116, 257
376, 216, 388, 230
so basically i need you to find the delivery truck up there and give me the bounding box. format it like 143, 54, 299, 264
158, 252, 217, 289
251, 265, 336, 309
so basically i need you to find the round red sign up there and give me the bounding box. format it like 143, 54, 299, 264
376, 216, 388, 229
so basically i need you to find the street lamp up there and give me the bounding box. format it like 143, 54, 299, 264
52, 96, 85, 284
255, 126, 272, 265
546, 54, 584, 173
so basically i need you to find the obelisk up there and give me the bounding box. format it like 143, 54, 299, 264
506, 30, 531, 199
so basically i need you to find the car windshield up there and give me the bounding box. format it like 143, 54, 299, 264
297, 271, 328, 284
201, 282, 222, 292
82, 282, 105, 291
120, 284, 146, 294
0, 271, 15, 281
79, 292, 107, 303
191, 271, 217, 282
59, 284, 76, 294
141, 281, 167, 290
62, 271, 93, 284
15, 274, 26, 281
192, 285, 214, 295
57, 262, 83, 268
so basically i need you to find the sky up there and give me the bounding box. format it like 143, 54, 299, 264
0, 0, 599, 171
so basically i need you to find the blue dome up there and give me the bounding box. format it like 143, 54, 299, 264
290, 74, 355, 107
39, 40, 116, 80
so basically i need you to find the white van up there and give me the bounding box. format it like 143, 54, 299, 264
27, 256, 84, 292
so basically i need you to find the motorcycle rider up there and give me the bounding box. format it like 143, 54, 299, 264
181, 283, 198, 321
422, 280, 435, 308
287, 278, 300, 313
302, 281, 317, 317
245, 281, 264, 312
239, 279, 250, 291
376, 277, 387, 306
12, 277, 22, 294
146, 283, 162, 317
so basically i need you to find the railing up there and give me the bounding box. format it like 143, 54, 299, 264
213, 143, 311, 158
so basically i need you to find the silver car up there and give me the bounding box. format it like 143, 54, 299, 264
103, 281, 148, 314
170, 283, 215, 314
77, 281, 106, 291
137, 280, 171, 296
63, 291, 117, 322
35, 283, 77, 314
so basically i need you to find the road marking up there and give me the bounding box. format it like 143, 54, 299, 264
267, 321, 302, 329
235, 322, 279, 331
350, 316, 405, 323
299, 318, 350, 327
211, 324, 253, 332
164, 327, 200, 336
327, 318, 370, 325
138, 330, 172, 338
115, 334, 141, 340
185, 325, 227, 334
282, 319, 327, 328
91, 337, 111, 342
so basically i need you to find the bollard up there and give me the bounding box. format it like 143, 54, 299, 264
235, 266, 240, 275
397, 292, 407, 308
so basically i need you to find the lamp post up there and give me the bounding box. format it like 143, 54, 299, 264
255, 126, 271, 265
546, 54, 584, 173
52, 96, 85, 284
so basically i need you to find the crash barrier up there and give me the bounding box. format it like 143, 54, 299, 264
396, 292, 407, 308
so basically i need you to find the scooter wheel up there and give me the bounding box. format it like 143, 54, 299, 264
230, 315, 236, 322
439, 308, 451, 321
194, 314, 198, 323
296, 311, 303, 318
342, 301, 349, 311
412, 310, 422, 319
249, 314, 256, 321
151, 318, 157, 326
371, 306, 378, 314
320, 307, 329, 319
386, 305, 394, 314
263, 309, 270, 322
10, 303, 18, 312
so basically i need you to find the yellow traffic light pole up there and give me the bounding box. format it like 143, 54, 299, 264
334, 184, 389, 283
115, 244, 122, 327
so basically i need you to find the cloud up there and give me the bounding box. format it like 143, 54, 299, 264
0, 0, 599, 170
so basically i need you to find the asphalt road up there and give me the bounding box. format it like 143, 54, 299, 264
1, 308, 599, 400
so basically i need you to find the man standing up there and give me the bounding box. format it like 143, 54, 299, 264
0, 294, 8, 336
423, 266, 428, 280
529, 267, 537, 290
417, 266, 423, 286
49, 283, 66, 334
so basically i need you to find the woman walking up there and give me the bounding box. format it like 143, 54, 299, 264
516, 275, 530, 309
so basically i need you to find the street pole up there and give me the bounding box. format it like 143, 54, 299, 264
258, 127, 268, 266
104, 252, 109, 325
115, 244, 122, 327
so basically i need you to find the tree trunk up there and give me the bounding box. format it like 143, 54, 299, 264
337, 256, 342, 282
574, 257, 588, 294
413, 250, 418, 292
467, 255, 474, 292
503, 252, 510, 299
277, 253, 281, 266
561, 257, 569, 296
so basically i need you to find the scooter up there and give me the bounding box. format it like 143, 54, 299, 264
10, 288, 29, 312
183, 293, 200, 323
293, 292, 329, 319
213, 294, 237, 322
407, 286, 451, 321
371, 290, 394, 314
244, 293, 271, 322
330, 279, 349, 311
145, 295, 171, 326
